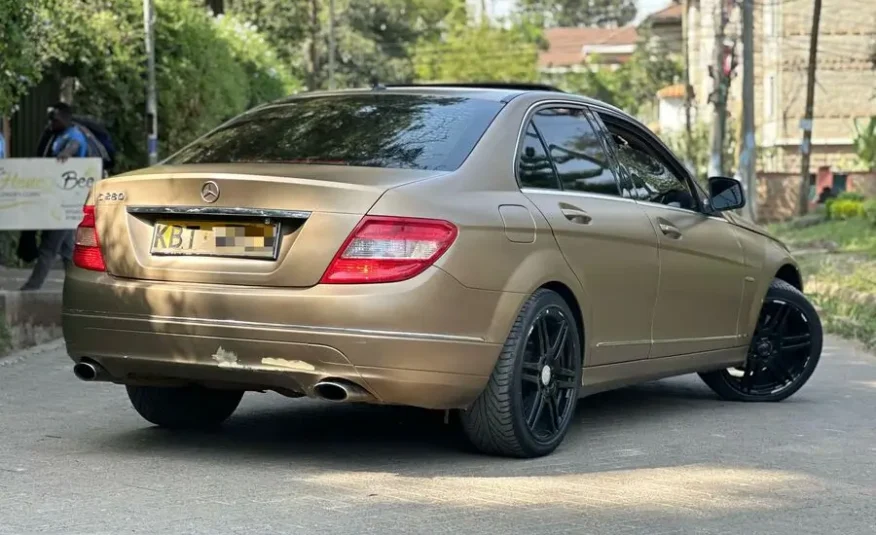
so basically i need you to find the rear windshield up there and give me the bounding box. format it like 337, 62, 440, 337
165, 94, 504, 171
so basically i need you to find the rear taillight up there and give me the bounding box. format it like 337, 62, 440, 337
320, 216, 458, 284
72, 204, 106, 271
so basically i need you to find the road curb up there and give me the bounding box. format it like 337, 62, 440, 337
0, 288, 64, 357
0, 338, 66, 368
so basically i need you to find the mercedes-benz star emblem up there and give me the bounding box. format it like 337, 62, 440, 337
200, 181, 220, 203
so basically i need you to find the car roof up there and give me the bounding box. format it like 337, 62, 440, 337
267, 84, 634, 125
274, 83, 604, 105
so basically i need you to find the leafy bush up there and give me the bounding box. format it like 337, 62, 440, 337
864, 199, 876, 226
837, 191, 866, 202
853, 116, 876, 171
214, 15, 298, 108
0, 0, 57, 115
47, 0, 297, 172
827, 199, 865, 220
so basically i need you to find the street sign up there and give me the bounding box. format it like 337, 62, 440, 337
0, 158, 103, 230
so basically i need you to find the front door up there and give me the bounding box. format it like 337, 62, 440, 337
600, 120, 746, 358
639, 205, 747, 357
518, 106, 660, 366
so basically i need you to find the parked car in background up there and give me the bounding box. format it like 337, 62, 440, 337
63, 84, 822, 458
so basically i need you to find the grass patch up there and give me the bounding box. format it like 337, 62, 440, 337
768, 218, 876, 255
809, 290, 876, 349
771, 218, 876, 349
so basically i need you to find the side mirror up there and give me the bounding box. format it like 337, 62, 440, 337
708, 176, 746, 212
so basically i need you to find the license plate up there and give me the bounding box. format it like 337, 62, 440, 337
150, 220, 279, 259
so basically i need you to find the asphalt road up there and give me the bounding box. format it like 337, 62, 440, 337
1, 337, 874, 535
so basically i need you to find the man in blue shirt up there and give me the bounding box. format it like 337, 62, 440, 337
0, 130, 6, 158
21, 103, 89, 291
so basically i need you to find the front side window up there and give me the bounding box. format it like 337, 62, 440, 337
610, 130, 696, 210
165, 94, 504, 172
517, 123, 559, 189
532, 107, 619, 196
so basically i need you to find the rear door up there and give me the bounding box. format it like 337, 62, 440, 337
519, 104, 660, 366
597, 114, 747, 358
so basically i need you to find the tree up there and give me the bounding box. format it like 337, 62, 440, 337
231, 0, 452, 89
413, 1, 543, 83
853, 117, 876, 171
0, 0, 59, 115
34, 0, 295, 171
521, 0, 637, 28
414, 25, 541, 83
664, 120, 737, 182
229, 0, 311, 82
548, 38, 681, 116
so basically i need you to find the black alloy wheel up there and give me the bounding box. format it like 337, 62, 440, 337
461, 289, 582, 458
700, 279, 823, 402
520, 306, 580, 442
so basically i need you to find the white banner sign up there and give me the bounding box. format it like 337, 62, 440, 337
0, 158, 103, 230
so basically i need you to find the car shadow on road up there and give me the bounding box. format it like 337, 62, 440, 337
93, 376, 740, 474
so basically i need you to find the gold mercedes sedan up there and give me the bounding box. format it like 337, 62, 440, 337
64, 84, 822, 458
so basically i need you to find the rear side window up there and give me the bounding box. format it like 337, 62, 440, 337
165, 94, 504, 171
518, 123, 559, 189
532, 107, 619, 196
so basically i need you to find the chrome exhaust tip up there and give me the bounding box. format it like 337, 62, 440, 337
73, 361, 109, 382
313, 380, 374, 403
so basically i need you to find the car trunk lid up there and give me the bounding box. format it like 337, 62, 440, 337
93, 164, 444, 287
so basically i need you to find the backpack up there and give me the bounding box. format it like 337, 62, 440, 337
73, 117, 117, 173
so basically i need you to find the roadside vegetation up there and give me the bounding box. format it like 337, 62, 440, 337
770, 193, 876, 349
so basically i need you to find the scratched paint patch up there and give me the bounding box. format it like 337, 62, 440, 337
260, 358, 316, 371
212, 346, 238, 367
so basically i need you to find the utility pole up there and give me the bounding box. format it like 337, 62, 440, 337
739, 0, 757, 220
708, 0, 728, 178
798, 0, 823, 216
144, 0, 158, 165
682, 0, 694, 170
328, 0, 336, 90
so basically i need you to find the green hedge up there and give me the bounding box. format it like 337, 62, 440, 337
50, 0, 298, 172
825, 192, 876, 223
1, 0, 298, 267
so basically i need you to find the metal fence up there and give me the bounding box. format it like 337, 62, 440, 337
8, 77, 60, 158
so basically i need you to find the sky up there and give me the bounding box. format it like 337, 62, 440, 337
489, 0, 670, 24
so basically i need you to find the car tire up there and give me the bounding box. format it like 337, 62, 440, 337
460, 289, 582, 458
126, 385, 244, 429
699, 279, 823, 402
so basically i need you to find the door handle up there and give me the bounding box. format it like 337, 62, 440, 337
658, 221, 682, 239
561, 208, 592, 225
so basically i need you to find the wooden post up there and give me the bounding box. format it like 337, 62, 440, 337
798, 0, 823, 216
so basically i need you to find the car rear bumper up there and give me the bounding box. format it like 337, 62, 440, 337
63, 267, 521, 409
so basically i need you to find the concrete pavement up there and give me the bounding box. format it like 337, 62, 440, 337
1, 337, 874, 534
0, 267, 65, 354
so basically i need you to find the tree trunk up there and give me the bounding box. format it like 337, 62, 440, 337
308, 0, 320, 91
